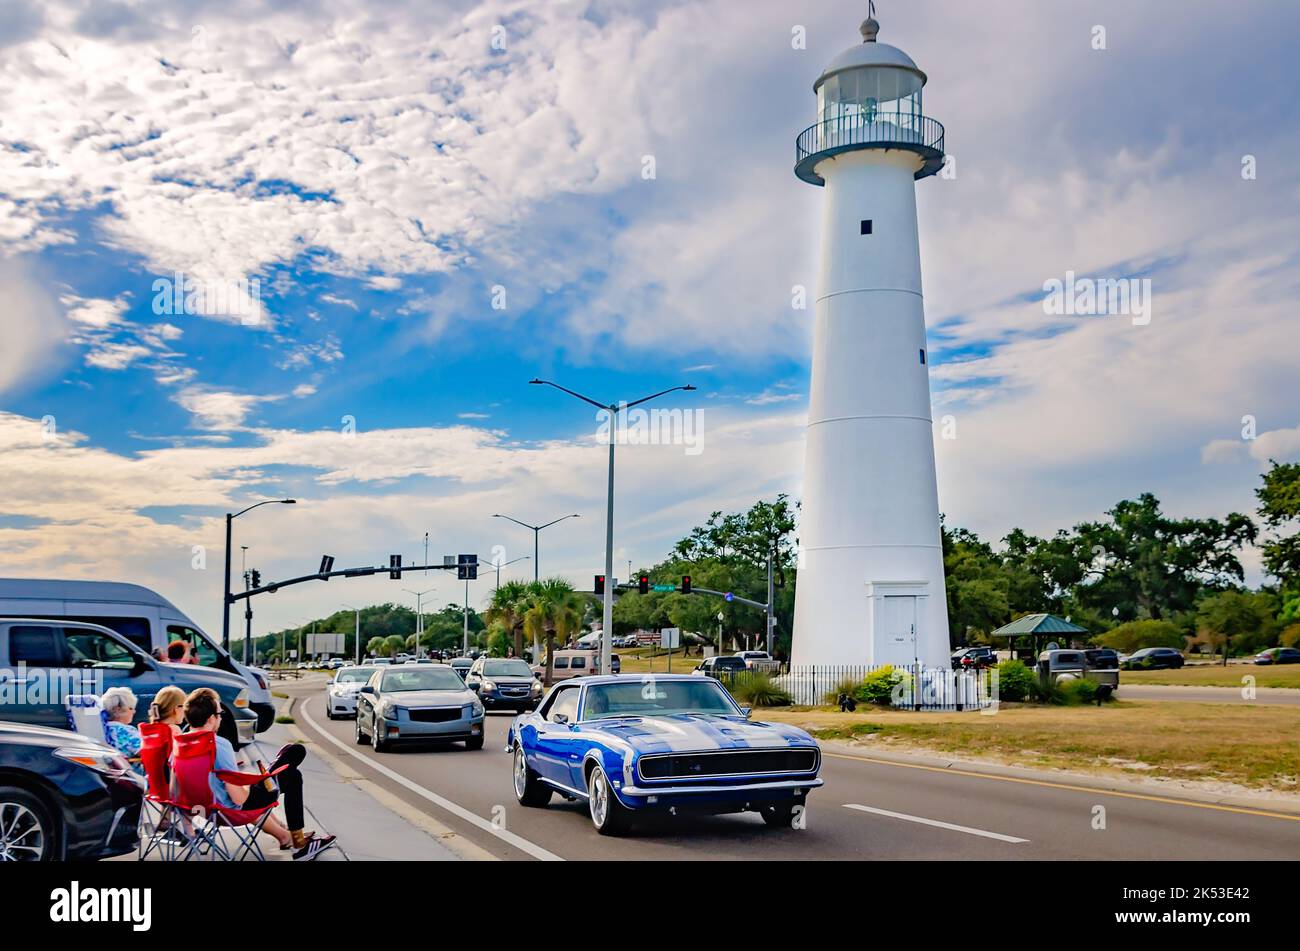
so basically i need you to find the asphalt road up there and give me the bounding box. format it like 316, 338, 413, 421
1118, 684, 1300, 706
284, 681, 1300, 861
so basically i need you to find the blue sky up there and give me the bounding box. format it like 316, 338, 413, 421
2, 0, 1299, 635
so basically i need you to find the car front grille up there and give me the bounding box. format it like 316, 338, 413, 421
408, 707, 462, 723
638, 748, 819, 780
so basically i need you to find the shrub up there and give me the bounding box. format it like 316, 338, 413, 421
1058, 678, 1102, 705
1279, 623, 1300, 649
1096, 619, 1184, 654
856, 666, 901, 706
994, 659, 1035, 703
729, 673, 792, 708
823, 676, 864, 706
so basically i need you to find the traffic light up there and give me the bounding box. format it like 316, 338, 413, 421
319, 555, 334, 577
681, 575, 691, 594
594, 575, 605, 595
638, 574, 649, 594
389, 554, 402, 579
250, 569, 261, 588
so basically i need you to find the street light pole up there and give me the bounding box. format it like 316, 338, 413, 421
493, 512, 579, 659
344, 605, 363, 665
404, 588, 435, 657
223, 498, 295, 656
528, 379, 696, 676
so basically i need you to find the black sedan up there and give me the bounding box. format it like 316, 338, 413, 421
1120, 647, 1185, 670
1254, 648, 1300, 665
0, 721, 145, 861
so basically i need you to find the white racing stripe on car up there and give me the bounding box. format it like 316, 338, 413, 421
299, 701, 564, 861
842, 804, 1029, 844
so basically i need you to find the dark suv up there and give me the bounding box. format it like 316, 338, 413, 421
1083, 648, 1119, 670
951, 646, 997, 670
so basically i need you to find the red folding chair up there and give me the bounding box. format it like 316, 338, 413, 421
170, 730, 288, 861
136, 723, 189, 860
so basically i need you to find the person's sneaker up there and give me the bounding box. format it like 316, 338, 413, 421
292, 833, 337, 861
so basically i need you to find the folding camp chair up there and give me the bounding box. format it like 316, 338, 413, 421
170, 730, 288, 861
136, 723, 191, 860
64, 694, 112, 744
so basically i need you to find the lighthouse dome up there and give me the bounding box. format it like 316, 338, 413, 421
814, 39, 926, 93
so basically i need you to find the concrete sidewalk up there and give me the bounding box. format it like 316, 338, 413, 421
123, 718, 462, 862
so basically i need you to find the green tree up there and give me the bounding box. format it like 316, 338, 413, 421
382, 634, 406, 657
1094, 619, 1185, 654
485, 580, 531, 656
366, 635, 386, 658
522, 579, 585, 685
943, 525, 1010, 645
1196, 589, 1275, 664
1072, 494, 1256, 621
1257, 460, 1300, 597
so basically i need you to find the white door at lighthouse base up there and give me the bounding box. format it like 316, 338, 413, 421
876, 596, 917, 667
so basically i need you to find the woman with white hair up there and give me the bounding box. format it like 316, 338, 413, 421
101, 686, 143, 761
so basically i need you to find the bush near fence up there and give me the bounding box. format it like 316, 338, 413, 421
780, 664, 996, 712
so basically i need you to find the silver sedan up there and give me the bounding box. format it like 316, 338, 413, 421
354, 664, 486, 752
325, 665, 378, 719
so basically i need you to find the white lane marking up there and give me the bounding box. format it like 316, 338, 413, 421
842, 803, 1029, 844
299, 699, 564, 861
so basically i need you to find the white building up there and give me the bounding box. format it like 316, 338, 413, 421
790, 12, 950, 668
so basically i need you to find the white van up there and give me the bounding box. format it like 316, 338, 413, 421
0, 578, 275, 734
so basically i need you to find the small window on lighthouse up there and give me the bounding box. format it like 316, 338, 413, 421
860, 219, 873, 235
919, 349, 927, 365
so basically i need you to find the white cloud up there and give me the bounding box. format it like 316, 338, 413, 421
174, 387, 278, 430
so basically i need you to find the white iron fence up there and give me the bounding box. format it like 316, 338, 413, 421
776, 664, 996, 711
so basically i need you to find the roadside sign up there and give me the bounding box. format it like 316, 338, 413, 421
724, 592, 735, 602
661, 627, 681, 649
652, 584, 676, 592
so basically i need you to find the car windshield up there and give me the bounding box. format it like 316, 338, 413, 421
336, 668, 375, 683
582, 680, 738, 719
381, 667, 465, 692
483, 660, 532, 677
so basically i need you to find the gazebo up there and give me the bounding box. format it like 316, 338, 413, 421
990, 613, 1089, 661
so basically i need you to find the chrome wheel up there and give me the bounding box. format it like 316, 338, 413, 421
588, 768, 609, 829
0, 801, 46, 862
513, 748, 528, 799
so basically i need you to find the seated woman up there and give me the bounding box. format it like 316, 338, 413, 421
182, 687, 337, 861
148, 685, 187, 737
102, 686, 143, 761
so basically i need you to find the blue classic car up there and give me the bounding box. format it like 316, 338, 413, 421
506, 674, 822, 835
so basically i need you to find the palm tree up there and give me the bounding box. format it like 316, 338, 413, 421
485, 580, 531, 657
522, 579, 584, 686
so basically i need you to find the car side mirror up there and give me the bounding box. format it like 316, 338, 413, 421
740, 706, 752, 718
552, 713, 569, 725
359, 686, 375, 695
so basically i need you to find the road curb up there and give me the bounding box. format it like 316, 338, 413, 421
281, 695, 498, 861
820, 740, 1300, 816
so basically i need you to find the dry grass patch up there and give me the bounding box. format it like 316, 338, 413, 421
1121, 665, 1300, 689
760, 701, 1300, 791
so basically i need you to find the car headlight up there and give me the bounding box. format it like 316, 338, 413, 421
470, 701, 484, 718
55, 746, 131, 776
380, 700, 400, 719
481, 680, 497, 691
234, 688, 250, 708
531, 680, 542, 694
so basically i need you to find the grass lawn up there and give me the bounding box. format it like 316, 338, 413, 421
615, 647, 704, 674
760, 701, 1300, 791
1122, 664, 1300, 689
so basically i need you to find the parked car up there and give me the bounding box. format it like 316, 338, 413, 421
0, 578, 276, 734
325, 665, 378, 719
354, 664, 485, 751
1083, 648, 1119, 670
950, 646, 997, 670
0, 618, 259, 748
507, 674, 823, 836
1120, 647, 1185, 670
0, 721, 146, 860
1254, 647, 1300, 665
465, 657, 543, 712
692, 655, 750, 680
734, 650, 779, 672
533, 649, 621, 681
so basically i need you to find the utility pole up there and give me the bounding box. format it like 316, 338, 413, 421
766, 543, 775, 656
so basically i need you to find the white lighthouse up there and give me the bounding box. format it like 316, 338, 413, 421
791, 10, 950, 668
